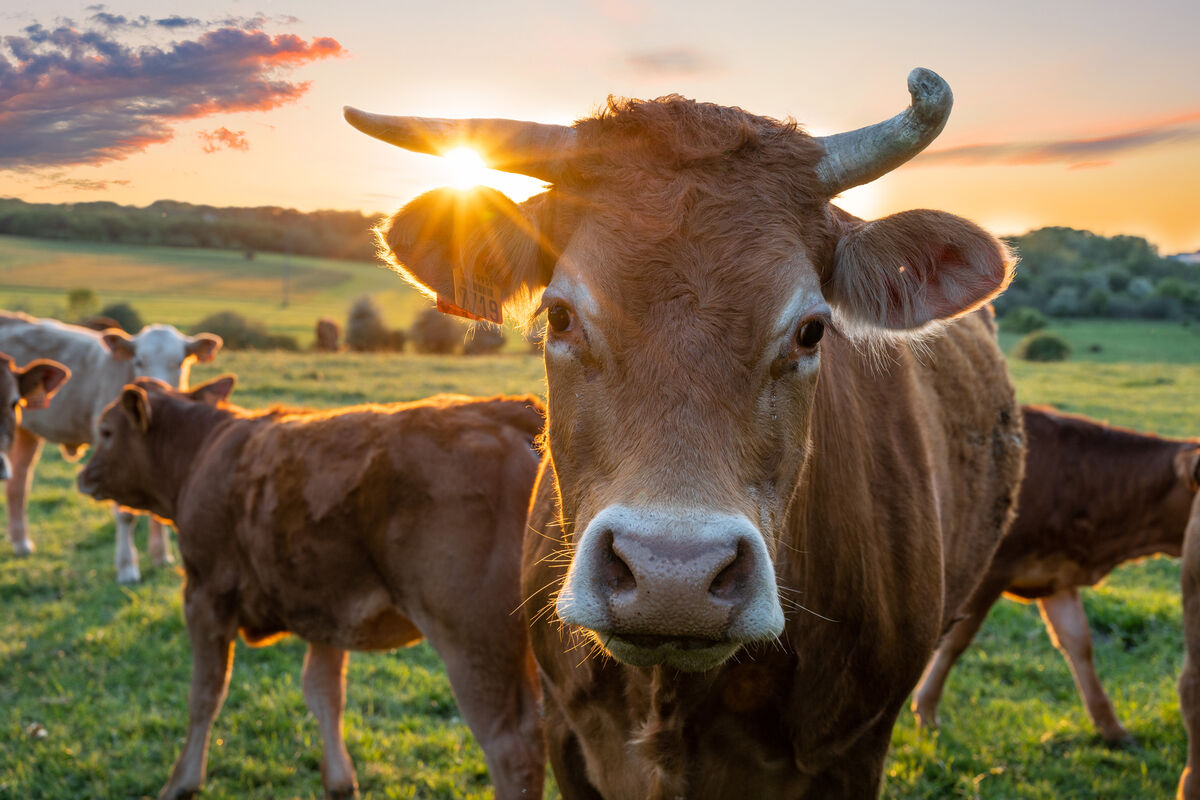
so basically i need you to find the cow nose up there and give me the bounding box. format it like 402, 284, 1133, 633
557, 506, 784, 644
605, 527, 746, 636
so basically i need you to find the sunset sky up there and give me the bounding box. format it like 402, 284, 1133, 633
2, 0, 1198, 254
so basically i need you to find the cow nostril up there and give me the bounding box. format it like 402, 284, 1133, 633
599, 529, 637, 593
709, 538, 752, 602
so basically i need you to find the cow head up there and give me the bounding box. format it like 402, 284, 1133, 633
102, 325, 223, 389
0, 354, 70, 480
77, 375, 235, 518
347, 69, 1014, 671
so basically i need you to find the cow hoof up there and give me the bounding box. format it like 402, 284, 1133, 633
154, 553, 176, 568
1103, 730, 1135, 749
116, 564, 142, 584
11, 540, 35, 556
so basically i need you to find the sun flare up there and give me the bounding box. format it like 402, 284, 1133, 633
443, 146, 490, 189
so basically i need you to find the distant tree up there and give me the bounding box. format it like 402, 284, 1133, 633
1084, 288, 1111, 316
345, 296, 389, 352
1047, 287, 1082, 317
192, 311, 272, 349
462, 323, 505, 355
98, 302, 144, 333
1127, 277, 1154, 299
67, 288, 98, 321
410, 309, 464, 354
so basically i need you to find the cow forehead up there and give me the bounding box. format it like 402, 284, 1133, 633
131, 325, 188, 359
549, 215, 827, 353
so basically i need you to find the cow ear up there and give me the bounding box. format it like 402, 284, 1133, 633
186, 333, 223, 363
17, 359, 71, 410
102, 329, 136, 361
1177, 447, 1200, 493
381, 186, 556, 319
825, 208, 1015, 331
189, 375, 235, 406
120, 386, 151, 432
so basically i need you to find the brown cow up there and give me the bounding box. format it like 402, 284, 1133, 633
0, 353, 70, 480
76, 378, 546, 800
912, 405, 1200, 744
346, 67, 1023, 798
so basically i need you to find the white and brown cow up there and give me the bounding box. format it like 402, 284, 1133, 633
347, 68, 1024, 798
77, 379, 546, 800
0, 312, 221, 581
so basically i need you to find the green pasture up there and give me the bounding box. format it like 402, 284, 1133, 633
1, 234, 1199, 798
0, 236, 429, 345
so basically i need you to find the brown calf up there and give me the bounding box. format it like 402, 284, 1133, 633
77, 378, 546, 800
913, 405, 1200, 744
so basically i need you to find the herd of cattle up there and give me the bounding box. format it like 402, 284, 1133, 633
2, 68, 1199, 798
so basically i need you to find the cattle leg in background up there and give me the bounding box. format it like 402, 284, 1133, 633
912, 571, 1013, 729
1179, 483, 1200, 800
1038, 588, 1131, 744
113, 509, 174, 583
6, 427, 44, 555
302, 644, 357, 799
161, 583, 237, 800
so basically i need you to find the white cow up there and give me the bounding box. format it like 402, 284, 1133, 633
0, 312, 221, 582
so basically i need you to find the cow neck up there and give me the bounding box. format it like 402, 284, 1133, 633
147, 396, 236, 518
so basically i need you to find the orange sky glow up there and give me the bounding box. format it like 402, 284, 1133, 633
2, 1, 1198, 254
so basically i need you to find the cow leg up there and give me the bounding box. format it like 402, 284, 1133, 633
912, 571, 1011, 729
1038, 588, 1132, 745
113, 505, 142, 584
147, 516, 175, 568
159, 586, 237, 800
6, 426, 42, 555
301, 643, 358, 799
1179, 509, 1200, 800
422, 627, 544, 800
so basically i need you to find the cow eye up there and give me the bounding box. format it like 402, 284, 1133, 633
10, 398, 18, 410
100, 428, 112, 440
796, 320, 825, 349
547, 304, 573, 334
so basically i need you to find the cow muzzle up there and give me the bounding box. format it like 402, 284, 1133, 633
556, 505, 785, 671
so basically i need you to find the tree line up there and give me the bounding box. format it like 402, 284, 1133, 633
0, 198, 385, 262
995, 227, 1200, 321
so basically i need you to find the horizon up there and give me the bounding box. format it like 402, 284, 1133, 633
2, 1, 1198, 254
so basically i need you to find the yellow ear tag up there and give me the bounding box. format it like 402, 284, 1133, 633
436, 262, 503, 324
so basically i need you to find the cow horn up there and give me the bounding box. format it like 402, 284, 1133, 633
343, 107, 576, 182
813, 67, 953, 196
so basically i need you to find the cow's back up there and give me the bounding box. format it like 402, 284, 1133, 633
0, 312, 127, 445
179, 394, 544, 650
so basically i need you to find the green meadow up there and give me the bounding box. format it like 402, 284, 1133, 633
1, 234, 1198, 798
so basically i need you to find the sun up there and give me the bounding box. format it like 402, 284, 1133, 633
443, 146, 491, 189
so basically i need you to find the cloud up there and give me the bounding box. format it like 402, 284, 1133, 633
34, 176, 131, 191
917, 112, 1200, 169
0, 16, 343, 170
627, 47, 716, 77
198, 127, 249, 153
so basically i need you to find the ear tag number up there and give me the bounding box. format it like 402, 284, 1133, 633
436, 263, 503, 324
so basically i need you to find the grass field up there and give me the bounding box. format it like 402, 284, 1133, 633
1, 236, 1199, 798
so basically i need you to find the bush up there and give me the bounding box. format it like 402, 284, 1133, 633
345, 295, 390, 352
462, 323, 505, 355
98, 302, 144, 333
410, 309, 464, 354
314, 317, 340, 352
998, 307, 1048, 334
67, 288, 98, 320
1014, 332, 1071, 362
191, 310, 273, 350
